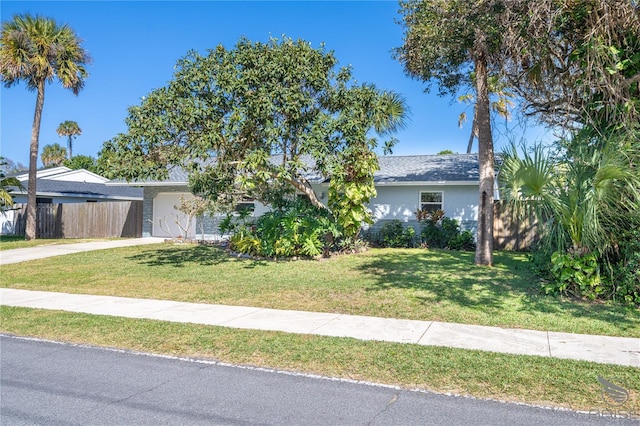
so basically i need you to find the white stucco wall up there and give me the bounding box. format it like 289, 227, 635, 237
144, 183, 479, 238
368, 184, 479, 227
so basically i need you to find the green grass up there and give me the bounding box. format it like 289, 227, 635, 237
2, 306, 638, 415
0, 235, 116, 250
1, 243, 638, 337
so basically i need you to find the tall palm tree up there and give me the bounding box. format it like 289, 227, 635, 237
56, 120, 82, 159
458, 74, 514, 154
0, 14, 89, 239
41, 143, 67, 167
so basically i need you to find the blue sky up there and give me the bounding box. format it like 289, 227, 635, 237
1, 1, 549, 168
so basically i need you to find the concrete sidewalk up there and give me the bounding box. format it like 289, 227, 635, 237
2, 288, 639, 367
0, 237, 165, 265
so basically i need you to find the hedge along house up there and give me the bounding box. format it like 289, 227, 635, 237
109, 154, 486, 240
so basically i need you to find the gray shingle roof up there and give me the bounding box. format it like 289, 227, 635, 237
116, 154, 482, 185
375, 154, 479, 183
12, 179, 143, 200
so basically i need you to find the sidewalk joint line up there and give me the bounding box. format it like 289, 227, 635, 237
417, 320, 434, 344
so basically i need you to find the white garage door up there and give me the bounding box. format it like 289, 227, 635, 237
152, 193, 196, 238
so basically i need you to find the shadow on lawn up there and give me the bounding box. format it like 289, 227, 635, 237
359, 250, 515, 311
357, 249, 638, 330
127, 245, 268, 268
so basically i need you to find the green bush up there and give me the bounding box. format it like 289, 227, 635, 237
376, 220, 416, 248
605, 229, 640, 306
448, 230, 476, 251
547, 250, 602, 300
228, 198, 340, 258
418, 212, 475, 251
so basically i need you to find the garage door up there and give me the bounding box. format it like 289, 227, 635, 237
152, 193, 196, 238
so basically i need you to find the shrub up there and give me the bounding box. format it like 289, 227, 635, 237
376, 220, 416, 248
417, 210, 474, 251
448, 230, 476, 251
547, 249, 602, 300
604, 228, 640, 306
228, 198, 341, 259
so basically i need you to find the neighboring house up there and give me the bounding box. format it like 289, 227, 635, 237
110, 154, 490, 239
8, 167, 142, 204
1, 167, 143, 235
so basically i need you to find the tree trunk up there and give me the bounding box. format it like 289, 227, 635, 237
286, 176, 327, 210
67, 136, 73, 159
473, 34, 494, 266
466, 105, 478, 154
25, 81, 45, 240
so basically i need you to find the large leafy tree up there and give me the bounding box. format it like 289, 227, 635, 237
100, 36, 407, 239
41, 143, 67, 167
56, 120, 82, 159
0, 14, 89, 240
395, 0, 510, 266
502, 0, 640, 133
64, 154, 98, 173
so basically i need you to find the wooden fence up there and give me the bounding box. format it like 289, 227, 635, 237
11, 202, 143, 239
493, 201, 539, 251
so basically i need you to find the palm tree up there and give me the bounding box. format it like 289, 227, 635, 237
498, 139, 640, 256
41, 143, 67, 167
0, 14, 89, 239
56, 120, 82, 159
458, 74, 514, 154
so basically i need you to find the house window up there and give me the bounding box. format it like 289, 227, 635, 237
419, 191, 443, 213
36, 197, 53, 204
235, 201, 255, 214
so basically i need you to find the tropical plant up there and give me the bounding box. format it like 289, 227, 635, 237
418, 213, 474, 251
498, 133, 640, 301
0, 14, 89, 240
501, 0, 640, 132
499, 139, 640, 256
229, 198, 340, 258
373, 220, 416, 248
41, 143, 67, 167
56, 120, 81, 159
0, 157, 22, 212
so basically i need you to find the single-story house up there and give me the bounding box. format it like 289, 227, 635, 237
109, 154, 493, 240
2, 167, 143, 235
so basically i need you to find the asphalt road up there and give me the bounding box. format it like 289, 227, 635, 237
1, 335, 634, 425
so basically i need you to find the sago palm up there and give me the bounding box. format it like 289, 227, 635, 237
0, 14, 89, 239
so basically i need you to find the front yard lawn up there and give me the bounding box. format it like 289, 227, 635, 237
1, 243, 637, 337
